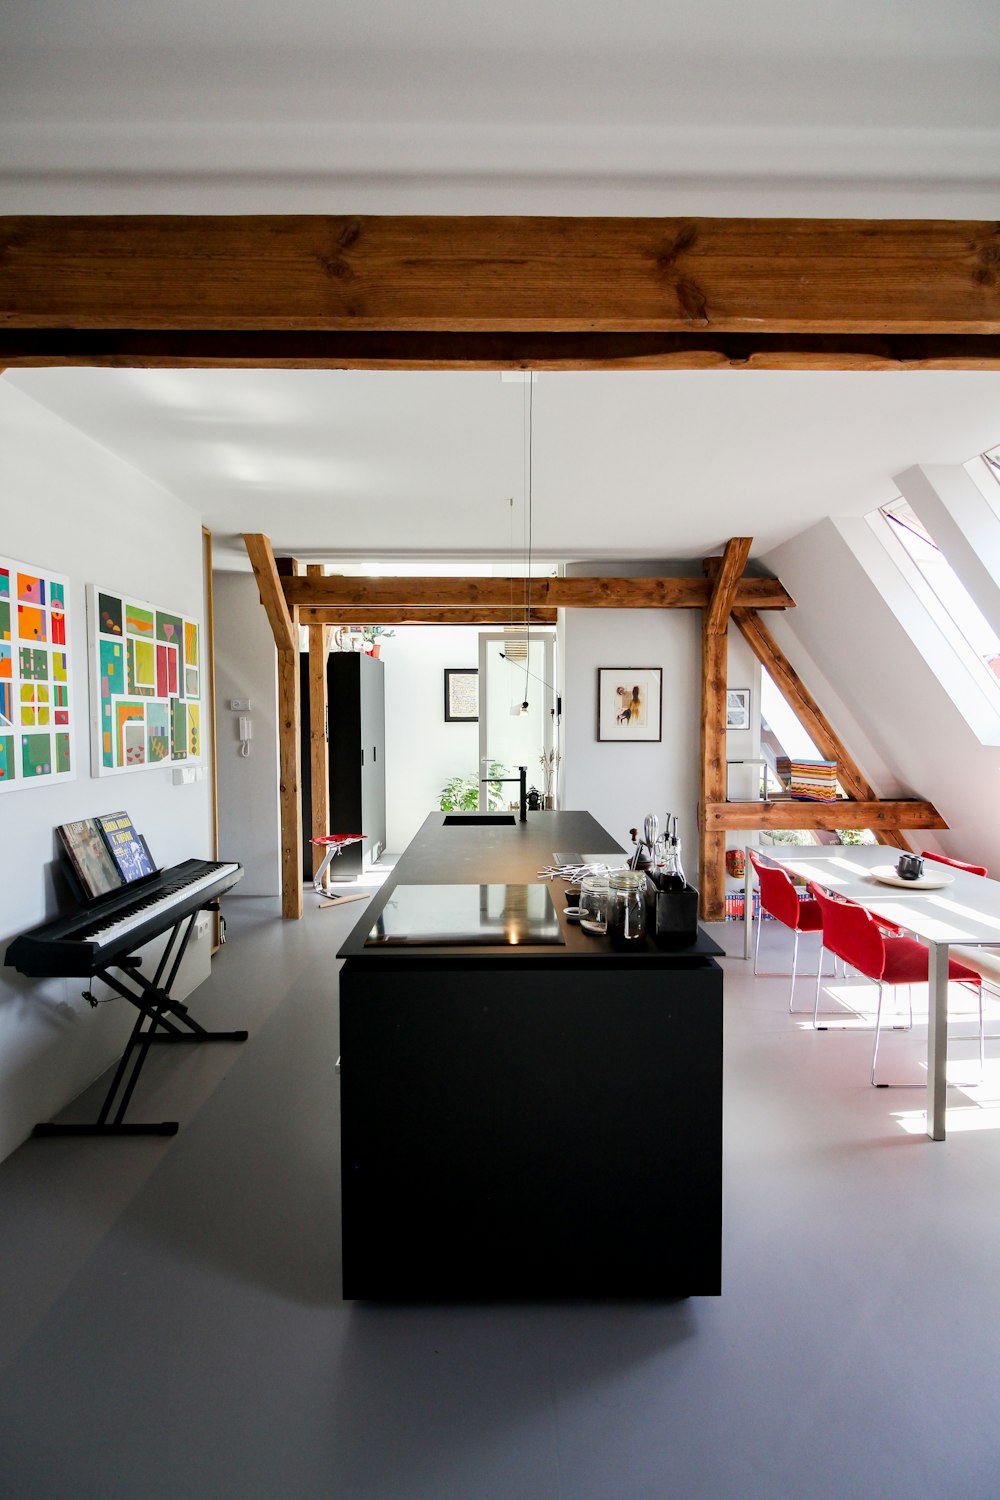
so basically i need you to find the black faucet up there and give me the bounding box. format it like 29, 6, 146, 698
481, 766, 528, 822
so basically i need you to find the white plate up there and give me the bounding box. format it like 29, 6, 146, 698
869, 864, 954, 890
580, 919, 606, 935
563, 907, 584, 922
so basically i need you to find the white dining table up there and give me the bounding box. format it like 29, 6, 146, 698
743, 844, 1000, 1140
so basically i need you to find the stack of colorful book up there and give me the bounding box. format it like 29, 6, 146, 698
724, 889, 765, 922
789, 760, 838, 801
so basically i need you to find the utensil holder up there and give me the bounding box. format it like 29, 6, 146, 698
653, 885, 699, 948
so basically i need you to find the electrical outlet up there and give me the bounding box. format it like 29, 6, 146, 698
230, 698, 251, 712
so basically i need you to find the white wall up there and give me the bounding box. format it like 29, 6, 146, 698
382, 626, 482, 852
0, 383, 213, 1161
213, 571, 280, 894
561, 563, 704, 873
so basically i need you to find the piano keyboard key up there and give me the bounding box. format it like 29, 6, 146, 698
82, 863, 240, 947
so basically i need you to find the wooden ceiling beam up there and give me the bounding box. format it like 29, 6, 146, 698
704, 801, 945, 832
284, 575, 794, 611
3, 216, 999, 337
299, 607, 558, 627
705, 537, 753, 634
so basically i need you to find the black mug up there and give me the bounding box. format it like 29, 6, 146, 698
896, 853, 925, 881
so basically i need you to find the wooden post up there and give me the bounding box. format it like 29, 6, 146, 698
699, 540, 753, 920
307, 565, 331, 886
699, 626, 728, 922
243, 534, 304, 919
276, 645, 303, 919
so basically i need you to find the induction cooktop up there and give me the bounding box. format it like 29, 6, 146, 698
365, 883, 565, 947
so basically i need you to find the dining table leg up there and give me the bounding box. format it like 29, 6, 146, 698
927, 940, 950, 1141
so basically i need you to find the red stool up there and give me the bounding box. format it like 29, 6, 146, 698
311, 834, 367, 893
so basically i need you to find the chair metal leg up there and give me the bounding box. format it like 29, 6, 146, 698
788, 930, 800, 1011
814, 949, 825, 1027
871, 982, 885, 1085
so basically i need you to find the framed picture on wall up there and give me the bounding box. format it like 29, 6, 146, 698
597, 668, 662, 742
726, 688, 751, 730
444, 668, 479, 722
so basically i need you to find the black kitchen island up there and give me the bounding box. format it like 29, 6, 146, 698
337, 810, 723, 1301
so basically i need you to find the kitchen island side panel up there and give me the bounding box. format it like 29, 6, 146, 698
340, 959, 722, 1300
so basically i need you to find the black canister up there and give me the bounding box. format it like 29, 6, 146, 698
653, 884, 699, 949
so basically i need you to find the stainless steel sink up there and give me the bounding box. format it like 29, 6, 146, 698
441, 814, 517, 826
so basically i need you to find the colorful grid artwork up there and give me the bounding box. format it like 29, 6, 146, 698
89, 584, 202, 777
0, 555, 75, 795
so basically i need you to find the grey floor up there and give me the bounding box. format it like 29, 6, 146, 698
3, 895, 1000, 1500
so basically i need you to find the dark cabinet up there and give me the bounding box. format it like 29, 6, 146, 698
300, 651, 386, 880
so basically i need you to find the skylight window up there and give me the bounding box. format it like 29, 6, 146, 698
968, 442, 1000, 508
879, 497, 1000, 694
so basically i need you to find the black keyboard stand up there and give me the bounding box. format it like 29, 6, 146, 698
32, 904, 248, 1139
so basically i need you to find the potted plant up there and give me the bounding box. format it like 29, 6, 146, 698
362, 625, 395, 657
539, 748, 561, 809
439, 761, 507, 812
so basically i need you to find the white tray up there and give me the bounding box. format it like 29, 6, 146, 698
869, 864, 954, 890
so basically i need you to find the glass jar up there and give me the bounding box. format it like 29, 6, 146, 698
579, 874, 610, 933
607, 870, 647, 945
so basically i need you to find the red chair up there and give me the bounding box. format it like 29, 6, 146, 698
921, 850, 988, 877
807, 881, 983, 1086
748, 850, 826, 1012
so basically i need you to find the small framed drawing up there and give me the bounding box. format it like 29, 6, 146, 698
597, 668, 662, 742
444, 668, 479, 722
727, 688, 751, 730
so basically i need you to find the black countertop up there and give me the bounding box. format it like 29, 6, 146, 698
337, 810, 722, 962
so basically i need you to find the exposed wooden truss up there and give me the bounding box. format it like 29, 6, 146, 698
247, 530, 944, 920
731, 607, 914, 852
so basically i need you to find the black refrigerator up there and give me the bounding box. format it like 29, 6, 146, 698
300, 650, 386, 880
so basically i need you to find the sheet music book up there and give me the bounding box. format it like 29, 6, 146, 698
95, 811, 157, 885
57, 818, 124, 900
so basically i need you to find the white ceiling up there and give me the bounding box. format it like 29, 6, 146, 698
2, 0, 998, 214
3, 0, 999, 570
8, 368, 1000, 570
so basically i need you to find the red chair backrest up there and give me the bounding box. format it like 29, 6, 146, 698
748, 849, 808, 929
807, 881, 886, 980
920, 850, 987, 877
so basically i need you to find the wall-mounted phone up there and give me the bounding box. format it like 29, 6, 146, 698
239, 715, 252, 757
